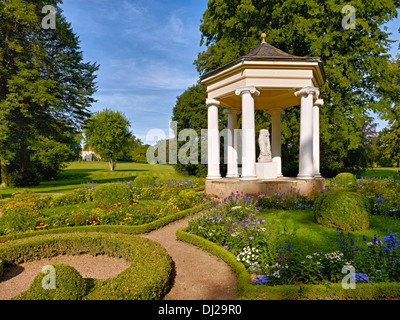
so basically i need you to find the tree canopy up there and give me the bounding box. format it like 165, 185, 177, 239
0, 0, 99, 186
84, 108, 132, 172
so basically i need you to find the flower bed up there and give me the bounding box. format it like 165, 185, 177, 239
0, 178, 206, 236
185, 192, 400, 292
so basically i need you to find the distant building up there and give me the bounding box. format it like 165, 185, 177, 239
80, 147, 101, 161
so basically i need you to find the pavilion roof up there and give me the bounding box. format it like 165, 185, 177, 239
200, 40, 325, 82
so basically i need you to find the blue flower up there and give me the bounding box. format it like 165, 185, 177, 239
355, 273, 371, 283
254, 275, 269, 285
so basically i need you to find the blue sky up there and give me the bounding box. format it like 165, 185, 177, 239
60, 1, 399, 144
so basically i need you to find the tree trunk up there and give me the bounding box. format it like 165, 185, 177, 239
0, 160, 8, 188
109, 159, 114, 172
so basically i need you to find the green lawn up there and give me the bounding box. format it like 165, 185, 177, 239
0, 161, 183, 199
361, 167, 400, 178
259, 209, 400, 252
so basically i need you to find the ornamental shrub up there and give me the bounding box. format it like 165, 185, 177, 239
93, 182, 132, 209
132, 175, 156, 188
16, 263, 87, 300
313, 190, 371, 231
335, 172, 358, 187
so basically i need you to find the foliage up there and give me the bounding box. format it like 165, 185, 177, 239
16, 264, 88, 300
0, 1, 98, 187
132, 175, 157, 188
256, 191, 315, 210
161, 189, 205, 215
31, 137, 74, 181
334, 172, 358, 188
357, 177, 400, 216
92, 182, 133, 209
98, 202, 164, 226
46, 206, 100, 228
47, 189, 88, 208
84, 108, 132, 172
313, 190, 371, 231
187, 193, 292, 266
0, 191, 49, 235
171, 83, 213, 178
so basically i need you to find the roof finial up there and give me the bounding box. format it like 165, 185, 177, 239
261, 33, 266, 43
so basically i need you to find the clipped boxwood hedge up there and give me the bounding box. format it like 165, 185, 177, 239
335, 172, 358, 187
176, 227, 400, 300
0, 232, 172, 300
313, 190, 371, 231
17, 263, 88, 300
93, 182, 132, 209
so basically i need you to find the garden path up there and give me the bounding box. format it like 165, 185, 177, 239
142, 216, 238, 300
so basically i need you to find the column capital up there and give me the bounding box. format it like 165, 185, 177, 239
268, 107, 284, 115
223, 107, 240, 114
206, 98, 220, 107
294, 86, 320, 99
235, 86, 260, 96
314, 99, 324, 107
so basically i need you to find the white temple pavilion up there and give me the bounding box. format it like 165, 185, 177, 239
200, 34, 325, 198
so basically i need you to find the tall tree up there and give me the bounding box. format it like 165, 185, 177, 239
377, 55, 400, 167
84, 108, 132, 172
193, 0, 399, 176
0, 0, 98, 186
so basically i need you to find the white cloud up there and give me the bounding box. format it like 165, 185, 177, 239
98, 58, 198, 91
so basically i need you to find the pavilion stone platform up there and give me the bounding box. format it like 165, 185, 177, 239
205, 177, 325, 199
201, 34, 326, 198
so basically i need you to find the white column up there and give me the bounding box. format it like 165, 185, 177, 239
235, 86, 260, 180
313, 99, 323, 177
206, 98, 221, 179
226, 108, 239, 178
294, 87, 319, 179
269, 108, 283, 177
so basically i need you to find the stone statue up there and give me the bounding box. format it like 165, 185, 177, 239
258, 128, 272, 163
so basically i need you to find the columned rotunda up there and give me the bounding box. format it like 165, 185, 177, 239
200, 34, 326, 198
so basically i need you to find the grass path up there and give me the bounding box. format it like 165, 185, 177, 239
142, 215, 237, 300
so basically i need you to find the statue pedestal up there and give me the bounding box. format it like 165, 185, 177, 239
256, 162, 278, 179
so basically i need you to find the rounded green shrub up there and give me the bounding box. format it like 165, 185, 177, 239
313, 191, 371, 231
93, 182, 132, 209
132, 175, 156, 188
17, 263, 87, 300
335, 172, 358, 187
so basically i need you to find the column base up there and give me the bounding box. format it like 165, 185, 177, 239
226, 174, 239, 178
240, 175, 258, 181
297, 174, 315, 180
314, 173, 322, 178
206, 175, 222, 180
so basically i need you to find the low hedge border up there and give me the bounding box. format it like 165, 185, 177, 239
176, 227, 400, 300
0, 203, 211, 243
0, 232, 173, 300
